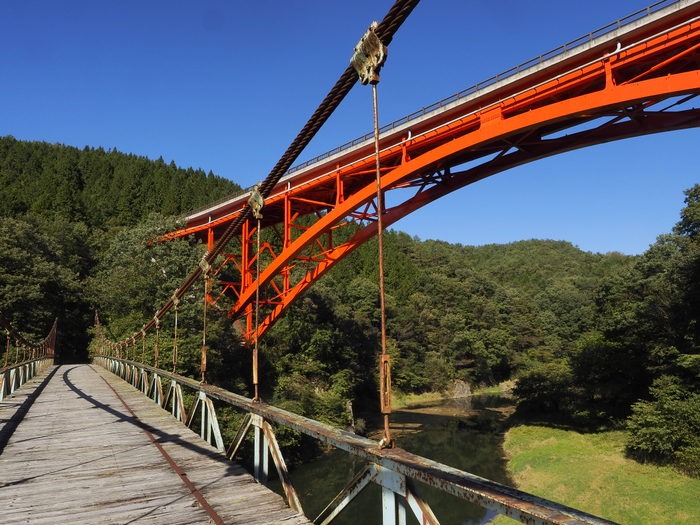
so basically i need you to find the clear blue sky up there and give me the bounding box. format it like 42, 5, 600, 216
1, 1, 698, 255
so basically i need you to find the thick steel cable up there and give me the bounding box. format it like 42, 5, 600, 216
4, 332, 9, 368
120, 0, 420, 345
172, 304, 178, 374
201, 277, 208, 383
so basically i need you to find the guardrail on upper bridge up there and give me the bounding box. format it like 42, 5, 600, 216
95, 356, 619, 525
182, 0, 688, 221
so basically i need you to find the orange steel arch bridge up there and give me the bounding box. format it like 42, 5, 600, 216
3, 3, 700, 524
165, 0, 700, 345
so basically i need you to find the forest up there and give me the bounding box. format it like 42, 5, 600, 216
0, 136, 698, 477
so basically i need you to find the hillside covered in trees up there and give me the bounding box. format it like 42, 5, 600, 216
0, 136, 241, 360
0, 137, 698, 477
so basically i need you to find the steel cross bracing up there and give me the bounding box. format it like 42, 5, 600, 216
163, 0, 700, 344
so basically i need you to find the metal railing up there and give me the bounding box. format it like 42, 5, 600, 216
0, 358, 55, 402
95, 356, 617, 525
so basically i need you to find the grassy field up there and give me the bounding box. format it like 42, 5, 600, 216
392, 384, 510, 409
392, 390, 447, 409
490, 425, 700, 524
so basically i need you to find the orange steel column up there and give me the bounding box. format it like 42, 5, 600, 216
282, 193, 292, 300
207, 225, 215, 252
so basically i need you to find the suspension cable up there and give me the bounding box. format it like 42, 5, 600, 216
252, 219, 262, 400
172, 300, 179, 374
4, 331, 9, 368
201, 275, 209, 383
0, 310, 47, 362
131, 0, 419, 335
374, 81, 393, 448
249, 185, 264, 401
154, 319, 160, 368
351, 19, 394, 448
107, 0, 421, 369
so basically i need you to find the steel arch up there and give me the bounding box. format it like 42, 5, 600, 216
165, 3, 700, 344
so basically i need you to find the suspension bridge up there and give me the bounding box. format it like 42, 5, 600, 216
2, 1, 699, 523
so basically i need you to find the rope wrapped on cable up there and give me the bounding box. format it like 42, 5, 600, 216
119, 0, 420, 344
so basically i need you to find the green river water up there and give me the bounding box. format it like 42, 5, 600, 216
272, 394, 515, 524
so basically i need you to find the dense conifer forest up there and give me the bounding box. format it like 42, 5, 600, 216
0, 136, 241, 360
1, 136, 697, 477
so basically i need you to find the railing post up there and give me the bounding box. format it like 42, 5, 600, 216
149, 372, 163, 406
0, 371, 5, 401
376, 467, 406, 525
176, 383, 185, 421
260, 420, 303, 514
382, 488, 398, 525
200, 391, 206, 440
252, 414, 268, 483
141, 369, 148, 395
9, 368, 16, 395
202, 395, 224, 452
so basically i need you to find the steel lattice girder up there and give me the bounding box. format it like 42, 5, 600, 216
167, 8, 700, 344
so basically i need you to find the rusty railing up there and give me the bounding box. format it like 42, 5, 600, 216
94, 356, 618, 525
0, 358, 55, 402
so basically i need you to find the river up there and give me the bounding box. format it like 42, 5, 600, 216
271, 394, 515, 524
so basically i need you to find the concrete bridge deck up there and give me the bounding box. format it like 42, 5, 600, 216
0, 364, 310, 524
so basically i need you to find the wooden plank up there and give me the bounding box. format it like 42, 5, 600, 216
0, 364, 311, 525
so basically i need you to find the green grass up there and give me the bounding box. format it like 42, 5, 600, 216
393, 383, 511, 409
392, 391, 446, 409
490, 425, 700, 524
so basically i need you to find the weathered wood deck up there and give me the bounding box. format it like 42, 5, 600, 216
0, 364, 311, 524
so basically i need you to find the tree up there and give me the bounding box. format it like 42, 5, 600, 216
569, 333, 651, 423
513, 360, 574, 416
0, 216, 88, 361
626, 376, 700, 477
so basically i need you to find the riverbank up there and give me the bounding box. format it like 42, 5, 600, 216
491, 425, 700, 524
392, 382, 513, 410
380, 389, 700, 523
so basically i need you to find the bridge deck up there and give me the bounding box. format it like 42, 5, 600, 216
0, 364, 310, 524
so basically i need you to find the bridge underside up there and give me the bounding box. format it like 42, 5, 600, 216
165, 5, 700, 345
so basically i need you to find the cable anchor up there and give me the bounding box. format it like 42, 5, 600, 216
199, 257, 211, 274
351, 21, 387, 85
248, 183, 264, 220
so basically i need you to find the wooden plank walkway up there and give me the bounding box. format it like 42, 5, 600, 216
0, 364, 311, 524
